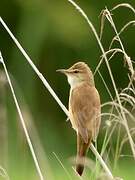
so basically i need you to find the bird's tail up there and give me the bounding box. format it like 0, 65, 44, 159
76, 133, 91, 176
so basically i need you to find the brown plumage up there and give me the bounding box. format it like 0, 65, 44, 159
57, 62, 101, 176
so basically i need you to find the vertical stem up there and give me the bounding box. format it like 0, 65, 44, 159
0, 16, 69, 118
114, 124, 121, 170
0, 52, 44, 180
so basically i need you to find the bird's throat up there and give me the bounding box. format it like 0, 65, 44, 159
67, 76, 82, 89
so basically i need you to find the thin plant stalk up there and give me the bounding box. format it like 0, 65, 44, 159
105, 8, 134, 77
90, 144, 113, 179
0, 17, 69, 118
53, 152, 72, 180
113, 124, 121, 170
0, 52, 44, 180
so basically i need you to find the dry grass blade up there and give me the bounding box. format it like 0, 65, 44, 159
101, 113, 120, 122
94, 48, 123, 75
109, 21, 135, 49
127, 74, 135, 90
103, 48, 123, 57
122, 87, 135, 95
119, 129, 135, 155
99, 9, 106, 40
97, 70, 113, 100
111, 3, 135, 14
0, 52, 44, 180
0, 53, 3, 63
102, 101, 135, 125
101, 122, 118, 156
103, 8, 134, 77
120, 93, 135, 105
120, 96, 134, 107
23, 108, 54, 180
53, 152, 72, 180
90, 144, 113, 179
0, 17, 69, 118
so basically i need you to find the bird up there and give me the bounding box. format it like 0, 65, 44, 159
57, 62, 101, 176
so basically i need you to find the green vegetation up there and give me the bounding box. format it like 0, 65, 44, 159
0, 1, 135, 179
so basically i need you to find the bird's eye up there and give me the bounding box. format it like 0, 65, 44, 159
74, 70, 79, 73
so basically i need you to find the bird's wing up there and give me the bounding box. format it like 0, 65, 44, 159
70, 83, 101, 143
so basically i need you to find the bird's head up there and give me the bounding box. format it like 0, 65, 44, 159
57, 62, 95, 88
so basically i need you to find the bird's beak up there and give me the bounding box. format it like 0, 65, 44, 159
56, 69, 69, 75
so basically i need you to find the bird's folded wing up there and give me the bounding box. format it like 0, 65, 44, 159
70, 83, 101, 143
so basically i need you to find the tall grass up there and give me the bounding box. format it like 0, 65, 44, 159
0, 1, 135, 179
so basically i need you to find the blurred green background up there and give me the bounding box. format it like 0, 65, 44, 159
0, 0, 135, 179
